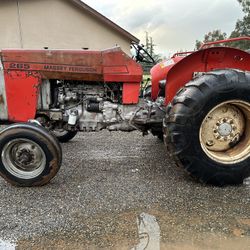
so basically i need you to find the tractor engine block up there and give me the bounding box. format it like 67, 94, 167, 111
37, 80, 165, 133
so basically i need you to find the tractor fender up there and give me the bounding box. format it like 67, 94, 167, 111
165, 47, 250, 104
150, 56, 183, 100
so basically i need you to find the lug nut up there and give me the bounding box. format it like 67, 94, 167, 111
206, 140, 214, 146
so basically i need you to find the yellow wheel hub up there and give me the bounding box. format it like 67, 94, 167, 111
199, 100, 250, 164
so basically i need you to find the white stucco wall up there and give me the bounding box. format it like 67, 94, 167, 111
0, 0, 132, 54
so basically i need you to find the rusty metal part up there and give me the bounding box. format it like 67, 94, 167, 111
199, 100, 250, 164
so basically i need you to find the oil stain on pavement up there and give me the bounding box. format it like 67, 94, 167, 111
0, 131, 249, 249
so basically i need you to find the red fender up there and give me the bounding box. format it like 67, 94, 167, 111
150, 56, 183, 101
165, 47, 250, 104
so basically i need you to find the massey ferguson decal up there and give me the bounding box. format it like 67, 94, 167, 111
6, 62, 97, 74
43, 64, 97, 73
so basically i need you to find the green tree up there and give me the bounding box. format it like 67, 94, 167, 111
237, 0, 250, 13
195, 30, 227, 50
195, 1, 250, 51
229, 0, 250, 50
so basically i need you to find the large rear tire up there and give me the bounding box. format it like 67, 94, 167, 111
0, 123, 62, 186
164, 69, 250, 186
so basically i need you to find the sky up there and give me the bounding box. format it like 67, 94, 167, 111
83, 0, 244, 56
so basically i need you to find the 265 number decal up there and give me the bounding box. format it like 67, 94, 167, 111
9, 63, 30, 70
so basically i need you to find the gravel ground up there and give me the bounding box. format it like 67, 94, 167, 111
0, 131, 249, 249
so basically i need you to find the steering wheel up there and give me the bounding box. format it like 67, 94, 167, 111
131, 42, 156, 64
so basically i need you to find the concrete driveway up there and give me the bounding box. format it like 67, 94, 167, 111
0, 131, 249, 249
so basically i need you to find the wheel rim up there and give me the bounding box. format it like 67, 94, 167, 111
199, 100, 250, 164
1, 138, 46, 179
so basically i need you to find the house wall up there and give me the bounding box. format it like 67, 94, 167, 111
0, 0, 132, 54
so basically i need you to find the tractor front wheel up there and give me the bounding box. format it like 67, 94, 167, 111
164, 69, 250, 186
0, 123, 62, 186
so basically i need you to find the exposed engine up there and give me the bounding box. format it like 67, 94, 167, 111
37, 80, 165, 133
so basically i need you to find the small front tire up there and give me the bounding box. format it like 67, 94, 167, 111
0, 123, 62, 186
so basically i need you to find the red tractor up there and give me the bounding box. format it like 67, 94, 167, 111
0, 37, 249, 187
